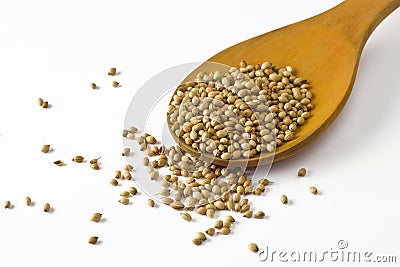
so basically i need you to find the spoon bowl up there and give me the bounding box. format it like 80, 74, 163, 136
168, 0, 399, 166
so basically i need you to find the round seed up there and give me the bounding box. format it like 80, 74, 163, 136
120, 191, 130, 197
90, 163, 100, 170
89, 158, 100, 164
41, 145, 51, 153
180, 212, 192, 222
281, 195, 288, 204
109, 179, 118, 186
123, 172, 132, 180
148, 199, 155, 207
41, 101, 49, 108
43, 203, 51, 212
205, 228, 215, 236
112, 81, 119, 88
129, 186, 137, 195
4, 201, 11, 209
145, 136, 157, 144
243, 210, 253, 218
196, 232, 206, 241
122, 148, 131, 156
108, 68, 116, 76
90, 213, 102, 222
25, 196, 32, 206
310, 186, 318, 195
90, 83, 97, 89
214, 220, 223, 229
88, 236, 98, 245
206, 209, 215, 218
162, 197, 173, 205
298, 167, 307, 177
171, 201, 185, 210
127, 126, 138, 134
72, 156, 84, 163
192, 238, 202, 246
142, 157, 149, 166
53, 160, 64, 166
115, 170, 121, 179
37, 98, 44, 106
225, 215, 235, 223
254, 211, 265, 219
219, 227, 231, 235
248, 243, 259, 253
119, 197, 129, 205
123, 164, 134, 171
196, 207, 206, 215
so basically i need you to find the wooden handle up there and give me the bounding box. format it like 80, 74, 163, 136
317, 0, 400, 48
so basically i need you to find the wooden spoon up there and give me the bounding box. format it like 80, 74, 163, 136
168, 0, 400, 167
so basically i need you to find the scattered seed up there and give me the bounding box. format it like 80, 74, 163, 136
53, 160, 64, 166
37, 98, 44, 106
243, 210, 253, 218
119, 197, 129, 205
162, 197, 173, 205
145, 136, 157, 144
148, 199, 155, 207
41, 145, 51, 153
310, 186, 318, 195
298, 167, 307, 177
72, 156, 84, 163
123, 164, 134, 172
4, 201, 11, 209
25, 196, 32, 206
88, 236, 98, 245
109, 179, 118, 186
248, 243, 259, 253
206, 209, 215, 218
223, 221, 232, 228
128, 186, 137, 195
219, 227, 231, 235
214, 220, 223, 229
90, 83, 97, 89
115, 170, 121, 179
90, 158, 100, 164
192, 238, 202, 245
180, 212, 192, 222
196, 232, 206, 241
205, 228, 215, 236
90, 163, 100, 170
225, 215, 235, 223
120, 191, 130, 197
254, 211, 265, 219
90, 213, 102, 222
108, 68, 116, 76
112, 81, 119, 88
281, 195, 288, 204
126, 133, 135, 140
122, 148, 130, 156
41, 101, 49, 108
43, 203, 51, 212
142, 157, 149, 166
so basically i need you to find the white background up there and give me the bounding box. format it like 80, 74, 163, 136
0, 0, 399, 266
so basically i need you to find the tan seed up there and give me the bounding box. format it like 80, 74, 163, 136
129, 186, 137, 195
225, 215, 235, 223
41, 101, 49, 108
243, 210, 253, 218
180, 212, 192, 222
142, 157, 149, 166
120, 191, 130, 197
123, 164, 134, 171
162, 197, 173, 205
115, 170, 121, 179
25, 196, 32, 206
145, 136, 157, 144
108, 67, 117, 76
192, 238, 202, 246
259, 178, 270, 186
196, 206, 206, 215
90, 157, 101, 164
206, 209, 215, 218
196, 232, 206, 241
148, 199, 155, 207
254, 211, 265, 219
90, 213, 102, 222
109, 179, 118, 186
37, 98, 44, 106
310, 186, 318, 195
205, 228, 215, 236
90, 83, 97, 89
281, 195, 288, 204
72, 156, 84, 163
53, 160, 64, 166
119, 197, 129, 205
43, 203, 51, 212
223, 221, 232, 228
298, 167, 307, 177
214, 220, 223, 229
122, 148, 130, 156
248, 243, 259, 253
171, 201, 185, 210
90, 163, 100, 170
219, 227, 231, 235
4, 201, 11, 209
41, 144, 51, 153
123, 172, 132, 180
88, 236, 98, 245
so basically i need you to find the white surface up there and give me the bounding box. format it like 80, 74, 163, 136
0, 0, 399, 266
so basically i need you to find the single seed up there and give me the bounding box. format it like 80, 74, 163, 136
162, 197, 173, 205
112, 81, 119, 88
53, 160, 64, 166
43, 203, 51, 212
254, 211, 265, 219
37, 98, 44, 106
120, 191, 130, 197
90, 83, 97, 89
206, 209, 215, 218
142, 157, 149, 166
123, 164, 134, 171
196, 232, 206, 241
298, 167, 307, 177
197, 206, 206, 215
109, 179, 118, 186
108, 67, 116, 76
171, 201, 185, 210
259, 178, 270, 186
129, 186, 137, 195
5, 201, 11, 209
88, 236, 98, 245
72, 156, 84, 163
119, 197, 129, 205
248, 243, 259, 253
192, 238, 202, 246
219, 227, 231, 235
127, 126, 138, 133
41, 101, 49, 108
223, 221, 232, 228
122, 148, 130, 156
90, 163, 100, 170
148, 199, 155, 207
225, 215, 235, 223
310, 186, 318, 195
90, 213, 102, 222
281, 195, 288, 204
41, 144, 51, 153
205, 228, 215, 236
243, 210, 253, 218
115, 170, 121, 179
180, 212, 192, 222
214, 220, 223, 229
25, 196, 32, 206
145, 136, 157, 144
90, 157, 100, 164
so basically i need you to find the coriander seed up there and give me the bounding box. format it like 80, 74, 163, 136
310, 186, 318, 195
43, 203, 51, 212
53, 160, 64, 166
148, 199, 155, 207
281, 195, 288, 204
72, 156, 84, 163
120, 191, 130, 197
37, 98, 44, 106
41, 144, 51, 153
205, 228, 215, 236
112, 81, 119, 88
298, 167, 307, 177
5, 201, 11, 209
90, 163, 99, 170
248, 243, 259, 253
219, 227, 231, 235
119, 197, 129, 205
254, 211, 265, 219
180, 212, 192, 222
196, 232, 206, 241
129, 186, 137, 195
109, 179, 118, 186
108, 68, 116, 76
192, 238, 202, 246
88, 236, 98, 245
25, 196, 32, 206
122, 148, 130, 156
90, 213, 102, 222
90, 83, 97, 89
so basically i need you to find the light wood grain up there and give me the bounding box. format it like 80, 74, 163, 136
168, 0, 400, 166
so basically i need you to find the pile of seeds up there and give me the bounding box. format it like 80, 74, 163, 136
167, 61, 312, 160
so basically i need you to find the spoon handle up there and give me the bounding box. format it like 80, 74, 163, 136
318, 0, 400, 48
